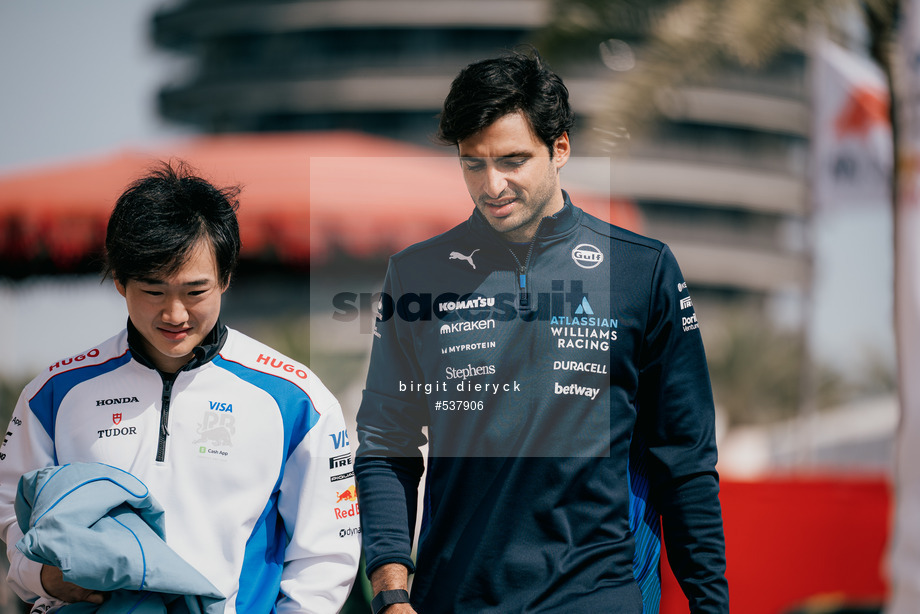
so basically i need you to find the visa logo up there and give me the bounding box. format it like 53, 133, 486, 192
330, 429, 349, 450
209, 401, 233, 412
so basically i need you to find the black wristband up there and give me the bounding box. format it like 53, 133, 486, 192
371, 589, 410, 614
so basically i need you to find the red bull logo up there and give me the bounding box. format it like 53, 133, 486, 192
334, 485, 360, 519
336, 485, 357, 503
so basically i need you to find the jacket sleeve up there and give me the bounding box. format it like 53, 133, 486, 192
354, 259, 429, 577
275, 393, 362, 613
0, 379, 58, 603
636, 245, 729, 612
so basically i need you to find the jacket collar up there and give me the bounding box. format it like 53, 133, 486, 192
468, 190, 581, 244
127, 318, 227, 374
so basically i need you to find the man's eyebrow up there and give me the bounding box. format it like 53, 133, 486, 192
136, 277, 212, 286
497, 152, 531, 160
460, 152, 531, 161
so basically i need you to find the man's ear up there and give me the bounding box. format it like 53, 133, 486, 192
552, 132, 571, 170
114, 278, 127, 298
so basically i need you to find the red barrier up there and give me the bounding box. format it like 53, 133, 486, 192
660, 475, 891, 613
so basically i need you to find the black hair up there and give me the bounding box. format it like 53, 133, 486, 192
437, 47, 575, 154
103, 160, 241, 287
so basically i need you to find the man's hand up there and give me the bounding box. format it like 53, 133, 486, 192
371, 563, 418, 614
40, 565, 106, 604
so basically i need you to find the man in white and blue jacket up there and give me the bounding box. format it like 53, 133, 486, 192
0, 162, 360, 613
355, 49, 728, 613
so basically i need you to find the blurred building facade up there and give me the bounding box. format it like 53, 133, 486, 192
151, 0, 809, 320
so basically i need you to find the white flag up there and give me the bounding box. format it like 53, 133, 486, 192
812, 37, 891, 209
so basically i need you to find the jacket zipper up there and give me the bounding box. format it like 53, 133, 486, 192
156, 374, 176, 462
507, 219, 545, 310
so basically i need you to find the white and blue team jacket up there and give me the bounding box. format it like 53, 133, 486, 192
0, 322, 360, 613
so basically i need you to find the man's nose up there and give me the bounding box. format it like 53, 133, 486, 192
162, 297, 189, 324
483, 166, 508, 199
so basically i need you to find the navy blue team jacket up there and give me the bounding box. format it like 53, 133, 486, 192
355, 195, 728, 613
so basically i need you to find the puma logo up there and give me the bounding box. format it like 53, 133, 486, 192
449, 249, 480, 269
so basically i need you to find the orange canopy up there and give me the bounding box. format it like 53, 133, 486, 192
0, 132, 640, 270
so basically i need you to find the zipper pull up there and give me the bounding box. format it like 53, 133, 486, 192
519, 271, 529, 308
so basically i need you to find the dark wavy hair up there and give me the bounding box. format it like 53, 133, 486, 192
104, 160, 241, 287
437, 47, 575, 155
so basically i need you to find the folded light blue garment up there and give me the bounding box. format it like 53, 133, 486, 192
15, 463, 224, 614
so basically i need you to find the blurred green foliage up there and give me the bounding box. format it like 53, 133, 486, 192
535, 0, 897, 140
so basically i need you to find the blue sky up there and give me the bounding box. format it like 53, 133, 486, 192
0, 0, 187, 172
